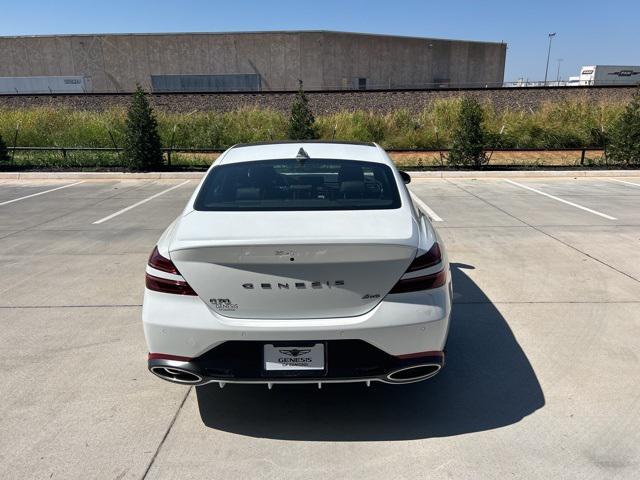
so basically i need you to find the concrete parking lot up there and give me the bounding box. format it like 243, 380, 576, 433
1, 175, 639, 479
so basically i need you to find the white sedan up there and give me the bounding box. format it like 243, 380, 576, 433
143, 141, 452, 387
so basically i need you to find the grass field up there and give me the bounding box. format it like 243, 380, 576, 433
0, 98, 626, 149
0, 96, 632, 169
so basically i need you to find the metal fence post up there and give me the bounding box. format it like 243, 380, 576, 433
434, 127, 444, 167
107, 129, 120, 161
11, 123, 19, 166
168, 125, 178, 168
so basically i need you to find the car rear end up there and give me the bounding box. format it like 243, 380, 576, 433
142, 142, 451, 387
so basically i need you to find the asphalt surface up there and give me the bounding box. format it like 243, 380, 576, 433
1, 176, 639, 479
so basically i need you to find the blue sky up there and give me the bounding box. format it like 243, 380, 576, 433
3, 0, 639, 82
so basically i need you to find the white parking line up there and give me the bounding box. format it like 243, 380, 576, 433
0, 181, 85, 206
504, 179, 617, 220
92, 181, 191, 225
609, 178, 640, 188
409, 192, 443, 222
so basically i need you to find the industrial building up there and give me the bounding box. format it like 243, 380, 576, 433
0, 31, 507, 93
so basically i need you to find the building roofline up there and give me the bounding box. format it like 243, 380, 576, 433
0, 30, 506, 46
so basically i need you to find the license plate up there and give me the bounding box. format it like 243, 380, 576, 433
263, 343, 325, 371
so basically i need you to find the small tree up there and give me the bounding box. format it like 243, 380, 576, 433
122, 85, 163, 170
608, 86, 640, 166
0, 133, 10, 164
288, 80, 318, 140
448, 97, 488, 168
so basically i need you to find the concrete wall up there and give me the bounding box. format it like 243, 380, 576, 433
0, 31, 506, 92
0, 86, 634, 115
314, 32, 505, 89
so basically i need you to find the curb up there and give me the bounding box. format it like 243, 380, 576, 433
0, 172, 204, 180
407, 169, 640, 178
1, 170, 639, 180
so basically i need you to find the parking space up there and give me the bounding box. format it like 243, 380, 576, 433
1, 176, 639, 479
445, 178, 639, 225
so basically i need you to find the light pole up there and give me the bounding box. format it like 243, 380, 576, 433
544, 32, 556, 85
556, 58, 563, 84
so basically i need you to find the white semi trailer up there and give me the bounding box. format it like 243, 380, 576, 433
579, 66, 640, 86
0, 76, 91, 94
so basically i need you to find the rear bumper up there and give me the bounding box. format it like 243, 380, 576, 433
148, 341, 445, 385
143, 270, 452, 384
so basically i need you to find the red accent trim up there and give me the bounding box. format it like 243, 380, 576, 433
145, 273, 197, 296
148, 352, 193, 362
148, 246, 180, 275
389, 268, 447, 294
395, 350, 445, 360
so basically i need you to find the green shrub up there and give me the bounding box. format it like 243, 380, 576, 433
122, 85, 163, 170
608, 87, 640, 165
288, 82, 318, 140
448, 97, 487, 168
0, 133, 9, 163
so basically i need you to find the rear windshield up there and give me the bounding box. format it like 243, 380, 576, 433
194, 159, 401, 211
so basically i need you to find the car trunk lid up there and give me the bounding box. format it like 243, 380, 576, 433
169, 210, 417, 319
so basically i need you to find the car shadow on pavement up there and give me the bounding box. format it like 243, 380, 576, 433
196, 263, 545, 440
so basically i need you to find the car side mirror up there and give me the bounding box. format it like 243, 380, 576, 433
399, 170, 411, 184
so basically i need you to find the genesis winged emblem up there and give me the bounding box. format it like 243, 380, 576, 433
279, 348, 311, 357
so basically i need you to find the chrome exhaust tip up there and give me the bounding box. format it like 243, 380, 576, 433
386, 364, 441, 383
150, 365, 203, 384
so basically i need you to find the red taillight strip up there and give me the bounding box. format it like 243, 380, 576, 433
389, 269, 447, 294
148, 246, 179, 275
395, 350, 444, 360
148, 352, 193, 362
145, 273, 197, 296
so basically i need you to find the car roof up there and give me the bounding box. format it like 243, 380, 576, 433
218, 141, 390, 165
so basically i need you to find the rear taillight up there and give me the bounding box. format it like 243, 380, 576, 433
389, 242, 446, 294
145, 274, 197, 296
146, 247, 197, 296
406, 242, 441, 272
389, 269, 447, 294
148, 246, 179, 274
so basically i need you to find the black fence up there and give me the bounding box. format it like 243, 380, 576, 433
1, 146, 610, 171
3, 146, 224, 170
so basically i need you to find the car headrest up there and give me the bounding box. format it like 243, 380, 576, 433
235, 187, 260, 200
339, 180, 365, 196
338, 165, 364, 183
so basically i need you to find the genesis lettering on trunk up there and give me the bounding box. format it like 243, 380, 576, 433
242, 280, 345, 290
